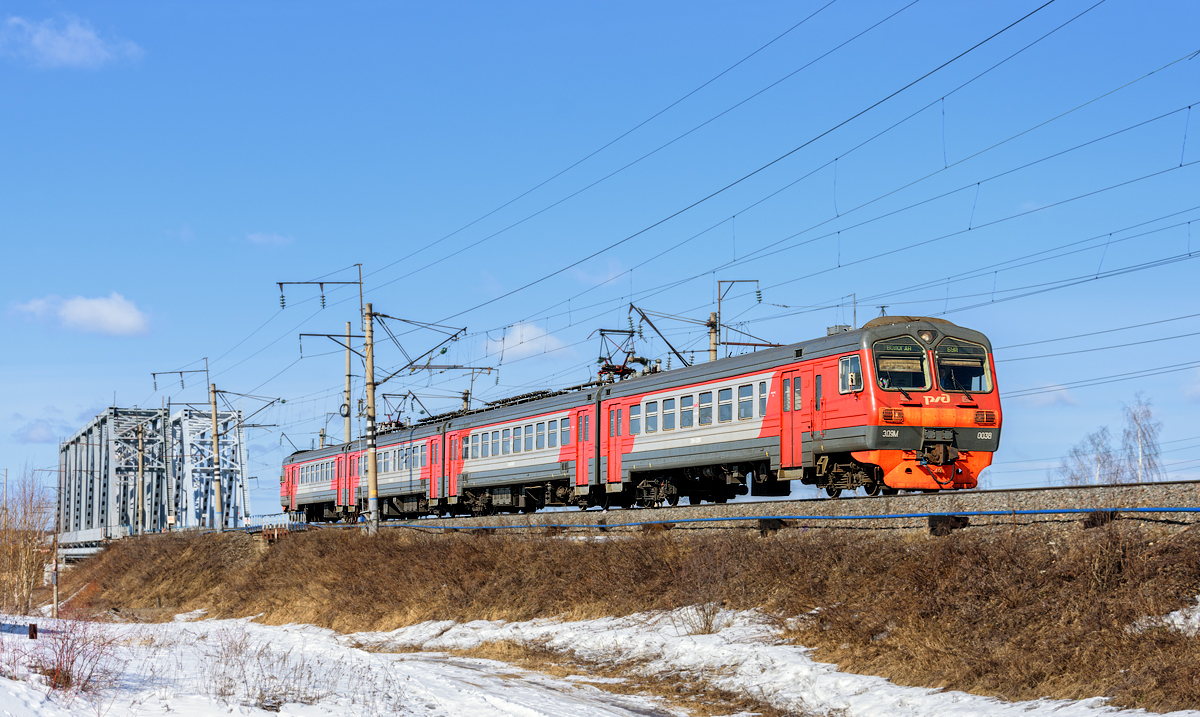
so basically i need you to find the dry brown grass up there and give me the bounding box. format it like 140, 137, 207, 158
61, 522, 1200, 712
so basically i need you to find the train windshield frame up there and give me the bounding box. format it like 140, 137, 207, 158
934, 337, 994, 393
872, 336, 931, 392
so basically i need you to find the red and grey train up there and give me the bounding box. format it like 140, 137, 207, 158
280, 316, 1002, 519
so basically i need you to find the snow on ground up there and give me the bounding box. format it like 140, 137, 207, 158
0, 608, 1195, 717
1133, 596, 1200, 637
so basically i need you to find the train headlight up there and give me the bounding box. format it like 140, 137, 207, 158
918, 330, 937, 344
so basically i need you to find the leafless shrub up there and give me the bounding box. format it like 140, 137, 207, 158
27, 612, 126, 694
199, 624, 407, 714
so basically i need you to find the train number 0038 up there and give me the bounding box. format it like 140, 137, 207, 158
977, 431, 993, 440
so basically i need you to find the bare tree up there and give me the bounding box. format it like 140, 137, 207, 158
0, 466, 53, 615
1055, 426, 1126, 486
1122, 392, 1163, 483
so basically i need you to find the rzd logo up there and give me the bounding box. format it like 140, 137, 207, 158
923, 395, 950, 405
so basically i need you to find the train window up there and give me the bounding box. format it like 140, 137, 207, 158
662, 398, 675, 431
513, 426, 522, 453
718, 388, 733, 422
471, 434, 480, 459
609, 410, 614, 438
561, 418, 570, 446
759, 382, 767, 415
815, 375, 823, 411
783, 379, 791, 411
583, 414, 589, 442
548, 420, 558, 448
480, 434, 489, 458
646, 401, 658, 432
421, 445, 427, 467
492, 431, 500, 456
738, 385, 753, 419
839, 355, 864, 394
680, 395, 693, 427
629, 405, 641, 435
525, 424, 534, 451
616, 410, 622, 436
794, 377, 802, 410
699, 392, 712, 425
536, 423, 546, 450
502, 428, 511, 454
934, 337, 993, 393
873, 336, 931, 392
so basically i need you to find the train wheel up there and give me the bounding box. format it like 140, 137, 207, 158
882, 487, 899, 496
825, 487, 842, 499
666, 493, 680, 507
863, 482, 882, 498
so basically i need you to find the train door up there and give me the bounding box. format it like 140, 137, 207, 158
780, 369, 803, 467
335, 455, 343, 506
432, 435, 443, 501
573, 408, 590, 488
284, 465, 296, 511
798, 365, 816, 462
604, 401, 623, 485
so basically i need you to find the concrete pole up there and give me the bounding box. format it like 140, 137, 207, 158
210, 384, 224, 532
708, 312, 719, 363
364, 304, 379, 534
136, 425, 145, 535
345, 321, 353, 444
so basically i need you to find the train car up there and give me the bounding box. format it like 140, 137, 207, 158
281, 316, 1002, 519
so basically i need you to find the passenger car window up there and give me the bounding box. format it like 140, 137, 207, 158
646, 401, 658, 432
738, 385, 753, 419
662, 398, 675, 431
512, 426, 521, 453
680, 396, 693, 428
628, 405, 641, 435
525, 424, 534, 451
536, 423, 545, 450
548, 420, 558, 448
699, 392, 712, 425
502, 428, 511, 454
718, 388, 733, 422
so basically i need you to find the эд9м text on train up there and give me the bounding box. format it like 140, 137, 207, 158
281, 316, 1002, 519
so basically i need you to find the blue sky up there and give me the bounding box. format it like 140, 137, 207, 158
3, 0, 1199, 511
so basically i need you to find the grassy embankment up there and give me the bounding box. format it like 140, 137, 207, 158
62, 522, 1200, 712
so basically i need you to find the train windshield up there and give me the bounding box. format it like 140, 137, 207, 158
872, 336, 930, 392
935, 337, 993, 393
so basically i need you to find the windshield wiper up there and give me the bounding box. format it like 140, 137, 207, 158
885, 371, 912, 400
949, 374, 973, 402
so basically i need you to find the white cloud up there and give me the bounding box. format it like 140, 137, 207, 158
570, 258, 627, 287
13, 418, 72, 444
247, 232, 293, 246
487, 322, 569, 361
1185, 369, 1200, 404
16, 292, 149, 336
3, 15, 142, 69
1017, 385, 1078, 407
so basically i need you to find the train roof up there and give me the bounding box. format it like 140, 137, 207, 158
283, 316, 990, 463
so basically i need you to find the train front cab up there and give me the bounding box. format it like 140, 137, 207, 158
854, 318, 1000, 493
791, 318, 1001, 496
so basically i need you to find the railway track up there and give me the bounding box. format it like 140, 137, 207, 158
301, 479, 1200, 535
